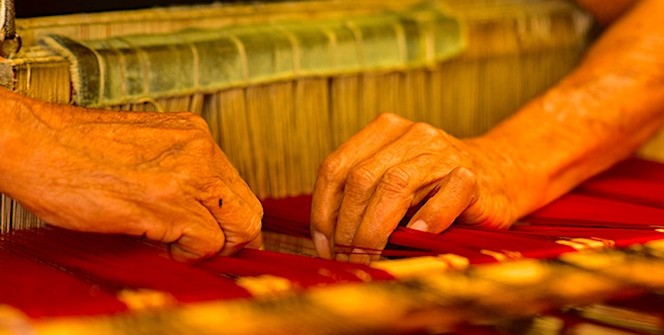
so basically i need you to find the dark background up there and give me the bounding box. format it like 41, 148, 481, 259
15, 1, 277, 18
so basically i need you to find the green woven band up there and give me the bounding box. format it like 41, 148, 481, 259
40, 4, 464, 107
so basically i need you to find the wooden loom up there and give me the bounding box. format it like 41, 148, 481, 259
0, 0, 602, 231
2, 0, 664, 334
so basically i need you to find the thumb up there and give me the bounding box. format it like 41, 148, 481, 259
169, 210, 226, 262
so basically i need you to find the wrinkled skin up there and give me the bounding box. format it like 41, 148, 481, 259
310, 113, 531, 263
311, 0, 664, 263
0, 93, 263, 261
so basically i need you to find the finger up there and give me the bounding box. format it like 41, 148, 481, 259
406, 167, 478, 234
169, 205, 226, 262
170, 181, 261, 261
333, 164, 388, 260
213, 147, 262, 212
334, 123, 445, 259
347, 157, 451, 264
246, 232, 264, 250
311, 113, 411, 258
208, 147, 264, 253
201, 180, 263, 256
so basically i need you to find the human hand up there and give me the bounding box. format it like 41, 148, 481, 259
4, 101, 262, 262
311, 113, 537, 263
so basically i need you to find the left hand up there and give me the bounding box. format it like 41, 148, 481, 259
310, 113, 536, 263
2, 97, 263, 262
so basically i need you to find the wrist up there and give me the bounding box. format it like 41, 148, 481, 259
464, 133, 550, 218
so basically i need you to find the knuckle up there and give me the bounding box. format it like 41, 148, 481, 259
318, 155, 345, 182
455, 167, 478, 187
378, 166, 413, 196
179, 114, 213, 139
170, 111, 206, 129
376, 112, 407, 127
183, 112, 209, 128
193, 127, 214, 144
408, 122, 439, 137
346, 165, 379, 191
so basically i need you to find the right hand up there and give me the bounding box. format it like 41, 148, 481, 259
310, 113, 538, 263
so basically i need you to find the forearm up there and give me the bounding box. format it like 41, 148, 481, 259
0, 89, 33, 194
477, 0, 664, 214
574, 0, 638, 25
0, 88, 66, 197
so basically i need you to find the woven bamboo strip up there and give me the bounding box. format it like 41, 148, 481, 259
15, 0, 439, 47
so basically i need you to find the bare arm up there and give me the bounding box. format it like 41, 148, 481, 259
311, 0, 664, 262
485, 0, 664, 211
0, 88, 263, 261
574, 0, 638, 25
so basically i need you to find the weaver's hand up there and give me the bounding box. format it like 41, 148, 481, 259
2, 96, 262, 262
311, 113, 536, 263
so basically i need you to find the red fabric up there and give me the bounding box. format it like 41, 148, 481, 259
199, 248, 394, 289
526, 193, 664, 226
577, 158, 664, 207
3, 228, 251, 304
3, 157, 664, 319
0, 246, 127, 318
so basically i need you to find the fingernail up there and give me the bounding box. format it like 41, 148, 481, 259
313, 231, 332, 259
409, 219, 429, 232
